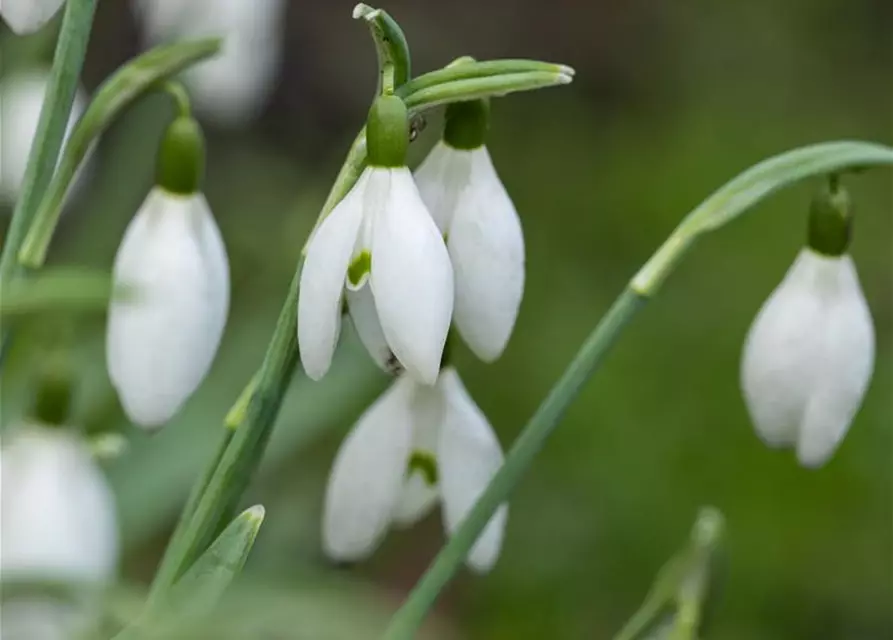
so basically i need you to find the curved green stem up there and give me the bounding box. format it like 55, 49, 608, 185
382, 142, 893, 639
0, 0, 98, 283
17, 38, 222, 269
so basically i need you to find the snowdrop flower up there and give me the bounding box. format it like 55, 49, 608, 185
0, 425, 119, 584
0, 71, 87, 204
0, 0, 64, 34
323, 367, 507, 572
415, 99, 525, 362
741, 184, 875, 467
298, 95, 453, 384
107, 115, 229, 428
131, 0, 285, 127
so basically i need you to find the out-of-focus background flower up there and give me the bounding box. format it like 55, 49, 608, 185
1, 0, 891, 637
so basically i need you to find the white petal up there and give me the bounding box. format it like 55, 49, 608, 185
106, 189, 230, 428
413, 141, 473, 234
796, 256, 875, 467
370, 168, 454, 385
132, 0, 285, 127
741, 250, 875, 466
392, 380, 445, 527
0, 0, 65, 34
0, 72, 87, 205
0, 426, 118, 583
322, 377, 415, 561
346, 283, 400, 375
298, 171, 369, 380
437, 368, 507, 573
448, 147, 525, 361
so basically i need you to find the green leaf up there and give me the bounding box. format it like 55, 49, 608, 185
115, 506, 265, 640
397, 59, 574, 96
632, 141, 893, 295
0, 267, 121, 317
18, 37, 223, 269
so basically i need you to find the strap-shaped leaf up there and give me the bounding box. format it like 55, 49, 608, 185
115, 506, 265, 639
0, 267, 121, 317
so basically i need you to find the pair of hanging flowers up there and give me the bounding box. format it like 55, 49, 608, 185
299, 95, 521, 571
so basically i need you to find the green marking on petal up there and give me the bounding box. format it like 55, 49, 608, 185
347, 251, 372, 287
407, 450, 439, 486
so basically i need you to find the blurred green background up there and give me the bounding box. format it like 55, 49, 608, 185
2, 0, 891, 638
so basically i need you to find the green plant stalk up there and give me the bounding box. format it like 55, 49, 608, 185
0, 0, 98, 283
147, 61, 576, 602
383, 141, 893, 638
384, 288, 647, 639
17, 38, 223, 269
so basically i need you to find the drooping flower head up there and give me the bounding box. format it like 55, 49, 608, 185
106, 114, 230, 429
415, 99, 525, 362
298, 94, 453, 384
741, 181, 875, 467
322, 366, 507, 573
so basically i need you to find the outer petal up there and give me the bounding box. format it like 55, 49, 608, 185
322, 377, 415, 561
741, 250, 827, 447
0, 0, 65, 34
106, 190, 230, 428
0, 72, 87, 204
796, 255, 875, 467
0, 426, 118, 583
298, 171, 368, 380
392, 380, 444, 527
448, 147, 525, 361
437, 368, 507, 573
370, 168, 454, 385
413, 141, 473, 234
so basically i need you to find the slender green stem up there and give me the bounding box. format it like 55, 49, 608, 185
16, 38, 222, 269
383, 289, 647, 639
0, 0, 98, 283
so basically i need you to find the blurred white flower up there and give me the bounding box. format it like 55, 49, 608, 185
298, 166, 453, 385
0, 0, 64, 34
107, 187, 230, 429
131, 0, 286, 127
0, 71, 87, 205
323, 366, 507, 573
741, 248, 875, 467
0, 425, 118, 583
415, 140, 525, 362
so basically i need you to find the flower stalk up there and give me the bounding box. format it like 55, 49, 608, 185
0, 0, 98, 283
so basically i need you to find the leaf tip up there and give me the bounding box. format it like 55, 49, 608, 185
352, 3, 379, 20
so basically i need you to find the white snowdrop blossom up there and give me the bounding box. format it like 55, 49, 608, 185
0, 425, 119, 584
0, 71, 88, 204
298, 165, 454, 385
415, 140, 525, 362
322, 367, 507, 573
741, 248, 875, 467
131, 0, 286, 126
0, 0, 64, 34
107, 187, 230, 429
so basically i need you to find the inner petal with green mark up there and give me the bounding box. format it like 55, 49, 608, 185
347, 250, 372, 289
407, 449, 438, 486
